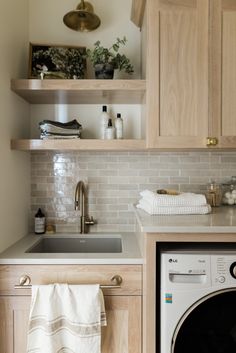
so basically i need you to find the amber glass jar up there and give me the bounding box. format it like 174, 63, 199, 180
205, 181, 222, 207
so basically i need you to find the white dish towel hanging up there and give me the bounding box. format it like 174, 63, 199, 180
27, 284, 106, 353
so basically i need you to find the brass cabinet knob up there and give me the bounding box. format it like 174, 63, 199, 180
206, 137, 218, 147
19, 275, 31, 286
14, 275, 32, 289
111, 275, 123, 286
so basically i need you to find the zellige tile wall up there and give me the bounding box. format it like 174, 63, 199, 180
31, 151, 236, 232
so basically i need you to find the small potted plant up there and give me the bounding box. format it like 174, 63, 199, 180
86, 36, 134, 79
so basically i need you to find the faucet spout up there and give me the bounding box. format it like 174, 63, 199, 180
74, 180, 95, 234
75, 180, 86, 211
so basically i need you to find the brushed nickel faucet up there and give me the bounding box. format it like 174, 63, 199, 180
74, 180, 95, 233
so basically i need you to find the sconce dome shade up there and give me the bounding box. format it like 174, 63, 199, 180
63, 1, 101, 32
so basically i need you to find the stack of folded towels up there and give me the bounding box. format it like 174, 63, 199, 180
137, 190, 211, 215
39, 119, 82, 139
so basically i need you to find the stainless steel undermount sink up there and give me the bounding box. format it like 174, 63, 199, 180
25, 235, 122, 254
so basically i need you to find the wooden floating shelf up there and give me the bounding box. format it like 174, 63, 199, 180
11, 139, 146, 151
11, 79, 146, 104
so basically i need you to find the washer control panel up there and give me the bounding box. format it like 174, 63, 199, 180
161, 252, 236, 290
211, 255, 236, 286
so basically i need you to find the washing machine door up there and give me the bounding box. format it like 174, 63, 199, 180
172, 288, 236, 353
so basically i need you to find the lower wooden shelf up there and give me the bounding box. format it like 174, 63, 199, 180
11, 139, 146, 151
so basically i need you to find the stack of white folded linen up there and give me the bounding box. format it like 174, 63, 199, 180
136, 190, 211, 215
39, 119, 82, 139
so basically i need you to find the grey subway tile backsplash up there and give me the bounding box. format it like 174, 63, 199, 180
31, 151, 236, 233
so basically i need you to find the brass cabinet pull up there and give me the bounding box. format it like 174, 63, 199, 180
14, 274, 123, 289
19, 275, 31, 286
206, 137, 218, 146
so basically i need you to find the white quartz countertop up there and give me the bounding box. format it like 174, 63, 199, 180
0, 233, 142, 265
135, 206, 236, 233
3, 207, 236, 265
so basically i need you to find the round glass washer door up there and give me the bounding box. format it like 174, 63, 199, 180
172, 289, 236, 353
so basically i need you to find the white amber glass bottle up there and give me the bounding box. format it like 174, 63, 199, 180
115, 113, 123, 139
100, 105, 110, 139
105, 118, 115, 139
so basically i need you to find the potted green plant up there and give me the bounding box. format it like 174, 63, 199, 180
86, 36, 134, 79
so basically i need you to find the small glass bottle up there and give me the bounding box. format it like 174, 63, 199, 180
205, 181, 222, 207
114, 113, 123, 139
105, 118, 115, 139
100, 105, 110, 139
34, 208, 46, 234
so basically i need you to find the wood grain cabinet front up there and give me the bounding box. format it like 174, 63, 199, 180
143, 0, 236, 149
209, 0, 236, 148
145, 0, 209, 149
0, 265, 142, 353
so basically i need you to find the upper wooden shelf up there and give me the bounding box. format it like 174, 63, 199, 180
11, 79, 146, 104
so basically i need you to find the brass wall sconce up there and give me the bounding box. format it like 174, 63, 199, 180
63, 0, 101, 32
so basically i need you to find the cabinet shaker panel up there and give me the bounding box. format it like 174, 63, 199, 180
209, 0, 236, 148
146, 0, 209, 148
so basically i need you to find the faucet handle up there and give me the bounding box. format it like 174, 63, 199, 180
85, 216, 95, 226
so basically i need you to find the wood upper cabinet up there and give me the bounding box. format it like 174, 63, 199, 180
146, 0, 209, 148
144, 0, 236, 149
0, 265, 142, 353
209, 0, 236, 148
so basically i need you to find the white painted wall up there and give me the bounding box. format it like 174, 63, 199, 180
0, 0, 30, 251
29, 0, 142, 137
29, 0, 141, 78
30, 104, 141, 139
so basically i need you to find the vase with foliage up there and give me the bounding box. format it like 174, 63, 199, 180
86, 37, 134, 79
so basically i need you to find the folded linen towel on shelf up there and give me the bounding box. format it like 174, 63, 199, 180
40, 132, 81, 139
39, 119, 82, 131
137, 198, 211, 215
39, 119, 82, 139
140, 190, 207, 207
27, 284, 106, 353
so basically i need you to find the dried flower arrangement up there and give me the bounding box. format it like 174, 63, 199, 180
29, 44, 86, 79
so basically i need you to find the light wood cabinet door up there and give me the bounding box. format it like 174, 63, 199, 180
0, 296, 30, 353
209, 0, 236, 148
146, 0, 209, 148
0, 265, 142, 353
102, 296, 142, 353
0, 295, 141, 353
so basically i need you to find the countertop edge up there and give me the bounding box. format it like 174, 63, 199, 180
0, 258, 143, 265
138, 226, 236, 233
134, 206, 236, 233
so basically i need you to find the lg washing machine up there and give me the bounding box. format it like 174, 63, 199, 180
161, 250, 236, 353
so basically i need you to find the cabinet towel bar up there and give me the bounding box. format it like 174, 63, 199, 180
14, 274, 123, 289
